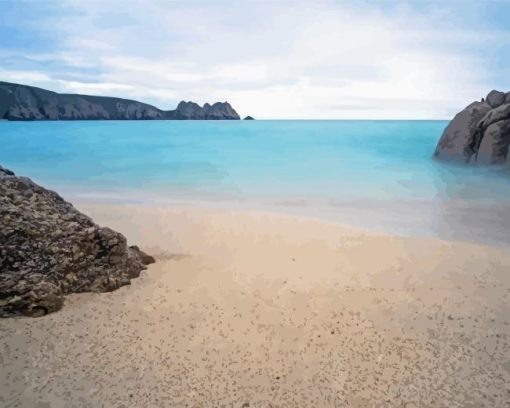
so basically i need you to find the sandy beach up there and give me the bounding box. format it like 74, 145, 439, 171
1, 203, 510, 407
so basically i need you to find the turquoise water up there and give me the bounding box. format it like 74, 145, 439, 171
2, 120, 510, 245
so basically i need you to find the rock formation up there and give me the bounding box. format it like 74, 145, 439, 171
243, 116, 255, 120
0, 166, 155, 317
0, 81, 241, 121
434, 89, 510, 164
168, 100, 240, 120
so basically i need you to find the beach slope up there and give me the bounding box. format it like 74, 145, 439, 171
1, 204, 509, 407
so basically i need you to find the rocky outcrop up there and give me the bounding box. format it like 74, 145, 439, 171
434, 89, 510, 164
0, 166, 155, 317
0, 81, 241, 121
168, 101, 240, 120
243, 116, 255, 120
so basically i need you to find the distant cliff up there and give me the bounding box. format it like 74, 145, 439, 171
434, 90, 510, 164
0, 81, 241, 120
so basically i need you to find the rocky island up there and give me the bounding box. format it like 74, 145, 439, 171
0, 166, 155, 317
0, 81, 242, 120
434, 90, 510, 164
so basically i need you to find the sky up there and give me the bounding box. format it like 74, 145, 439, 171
1, 0, 509, 119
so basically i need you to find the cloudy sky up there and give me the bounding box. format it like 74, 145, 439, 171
1, 0, 509, 119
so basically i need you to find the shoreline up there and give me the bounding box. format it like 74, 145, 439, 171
69, 196, 510, 249
1, 203, 509, 406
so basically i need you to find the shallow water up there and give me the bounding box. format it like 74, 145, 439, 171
2, 120, 510, 245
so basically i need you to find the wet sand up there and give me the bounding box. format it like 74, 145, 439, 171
1, 204, 510, 407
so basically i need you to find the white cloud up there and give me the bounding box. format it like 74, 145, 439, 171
1, 1, 508, 118
58, 80, 134, 94
0, 70, 53, 83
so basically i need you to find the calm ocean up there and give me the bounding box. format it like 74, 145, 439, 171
2, 120, 510, 246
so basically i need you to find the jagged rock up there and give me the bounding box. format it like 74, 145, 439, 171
0, 81, 240, 121
478, 103, 510, 131
204, 101, 240, 120
434, 90, 510, 164
172, 101, 204, 119
486, 90, 506, 108
0, 167, 155, 317
170, 100, 240, 120
244, 116, 255, 120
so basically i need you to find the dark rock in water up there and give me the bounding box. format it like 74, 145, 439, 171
0, 167, 155, 317
434, 89, 510, 164
434, 100, 492, 162
0, 81, 240, 121
477, 119, 510, 164
243, 116, 255, 120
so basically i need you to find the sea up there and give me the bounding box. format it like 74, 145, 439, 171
2, 120, 510, 246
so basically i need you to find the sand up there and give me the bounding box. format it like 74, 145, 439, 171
1, 204, 510, 407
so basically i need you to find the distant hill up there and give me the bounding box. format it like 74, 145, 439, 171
0, 81, 241, 120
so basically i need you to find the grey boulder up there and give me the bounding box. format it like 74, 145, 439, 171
486, 90, 506, 108
477, 119, 510, 164
0, 166, 155, 317
434, 89, 510, 164
434, 101, 491, 162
